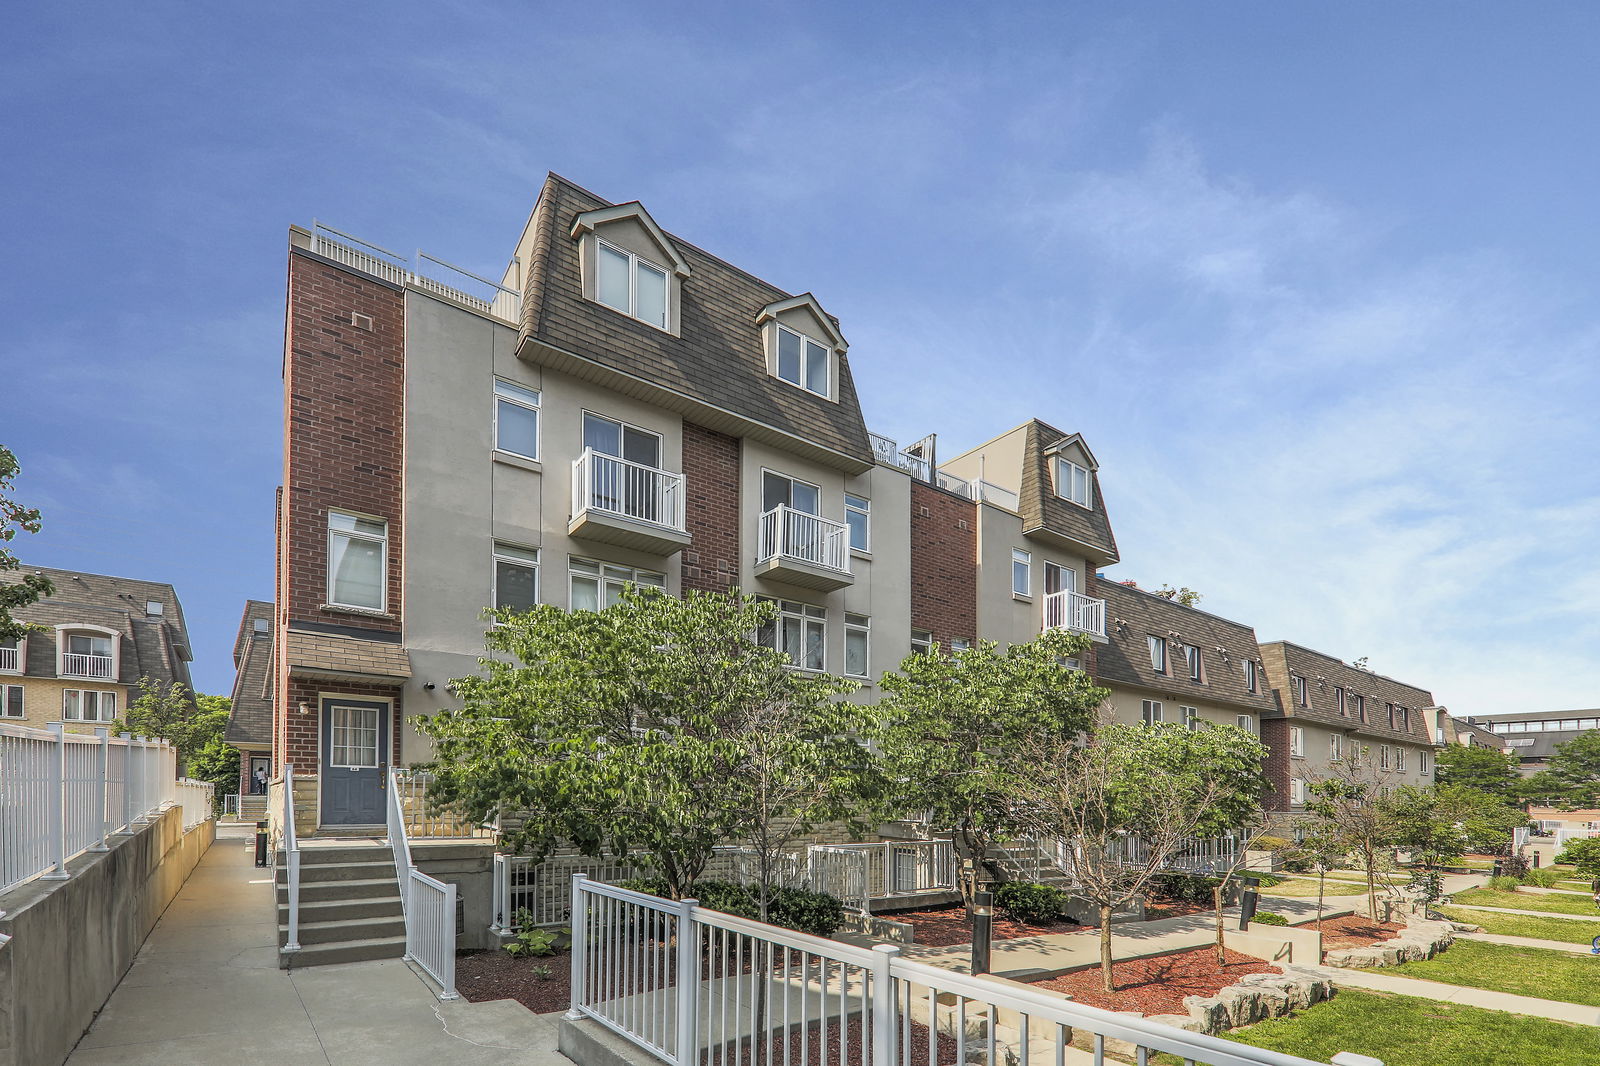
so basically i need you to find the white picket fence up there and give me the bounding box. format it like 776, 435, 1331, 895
807, 840, 956, 909
0, 722, 199, 896
567, 876, 1383, 1066
387, 767, 458, 999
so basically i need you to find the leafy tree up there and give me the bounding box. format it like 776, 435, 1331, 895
1386, 785, 1526, 876
184, 694, 242, 807
1513, 769, 1576, 808
418, 588, 875, 901
115, 679, 215, 773
1546, 732, 1600, 807
1018, 720, 1267, 992
875, 629, 1105, 903
1435, 744, 1521, 798
1153, 584, 1202, 608
1555, 837, 1600, 881
0, 445, 52, 640
1303, 752, 1405, 921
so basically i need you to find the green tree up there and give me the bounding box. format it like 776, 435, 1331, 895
1386, 785, 1527, 872
1555, 837, 1600, 881
875, 629, 1105, 902
1435, 744, 1522, 798
1153, 584, 1202, 608
184, 694, 241, 807
1513, 769, 1576, 808
0, 446, 52, 640
116, 679, 215, 772
418, 588, 875, 901
1303, 752, 1404, 921
1547, 732, 1600, 807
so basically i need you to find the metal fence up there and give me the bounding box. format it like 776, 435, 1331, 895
568, 876, 1381, 1066
807, 841, 956, 909
309, 221, 521, 324
0, 722, 189, 895
392, 769, 494, 840
387, 767, 458, 998
173, 778, 216, 829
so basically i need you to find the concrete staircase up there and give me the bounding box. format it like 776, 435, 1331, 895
233, 794, 268, 822
994, 838, 1075, 890
276, 842, 406, 969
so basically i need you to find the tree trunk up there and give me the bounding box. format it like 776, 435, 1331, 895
1316, 869, 1326, 930
1213, 884, 1226, 965
1099, 905, 1115, 993
1365, 853, 1378, 922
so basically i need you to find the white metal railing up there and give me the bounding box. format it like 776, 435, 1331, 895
571, 449, 686, 533
0, 645, 16, 672
278, 764, 302, 954
758, 505, 850, 575
568, 877, 1379, 1066
392, 769, 494, 840
1042, 589, 1107, 638
174, 778, 216, 829
223, 793, 240, 818
492, 854, 642, 932
309, 221, 521, 324
0, 723, 184, 895
868, 431, 933, 480
808, 841, 956, 909
61, 652, 114, 679
387, 767, 457, 998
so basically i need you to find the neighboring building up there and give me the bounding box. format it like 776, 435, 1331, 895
1257, 642, 1439, 815
1437, 708, 1508, 751
1088, 580, 1277, 736
223, 600, 275, 802
1464, 709, 1600, 774
0, 565, 194, 733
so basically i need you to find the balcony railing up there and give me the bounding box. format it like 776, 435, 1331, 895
308, 221, 521, 325
571, 449, 685, 532
1043, 589, 1106, 638
0, 646, 17, 672
758, 505, 850, 575
62, 653, 114, 679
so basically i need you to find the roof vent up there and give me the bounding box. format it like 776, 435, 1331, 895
350, 311, 374, 331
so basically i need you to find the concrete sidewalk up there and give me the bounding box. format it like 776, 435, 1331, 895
1459, 931, 1600, 954
1309, 964, 1600, 1027
64, 825, 563, 1066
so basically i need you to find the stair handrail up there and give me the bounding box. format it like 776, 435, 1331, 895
386, 766, 414, 917
282, 763, 301, 953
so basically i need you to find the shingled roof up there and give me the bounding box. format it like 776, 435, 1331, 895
0, 564, 194, 691
1091, 579, 1277, 713
224, 600, 274, 747
1258, 641, 1436, 746
517, 174, 874, 473
284, 629, 411, 684
1019, 421, 1119, 565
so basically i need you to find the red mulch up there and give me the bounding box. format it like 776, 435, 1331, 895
708, 1017, 956, 1066
456, 949, 573, 1014
1315, 914, 1405, 954
1142, 899, 1214, 919
886, 904, 1080, 947
1029, 947, 1278, 1015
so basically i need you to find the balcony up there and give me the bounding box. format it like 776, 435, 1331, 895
0, 646, 17, 673
1043, 589, 1107, 639
62, 652, 114, 680
755, 505, 853, 591
568, 449, 691, 556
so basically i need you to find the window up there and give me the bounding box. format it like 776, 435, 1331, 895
1334, 686, 1346, 715
1397, 706, 1409, 731
761, 471, 821, 516
844, 614, 870, 678
845, 495, 870, 553
1352, 694, 1366, 721
757, 600, 826, 671
63, 689, 116, 722
1012, 549, 1032, 597
1420, 750, 1430, 773
1141, 699, 1163, 726
775, 325, 830, 397
1290, 779, 1305, 806
1054, 458, 1092, 508
950, 638, 971, 653
494, 379, 541, 460
911, 629, 934, 656
1236, 714, 1255, 734
1330, 734, 1343, 761
1290, 726, 1305, 757
1242, 659, 1259, 694
1180, 705, 1199, 730
1379, 745, 1390, 769
145, 600, 163, 616
327, 511, 387, 611
1148, 636, 1167, 674
328, 703, 380, 769
1386, 702, 1395, 729
1183, 644, 1203, 682
570, 558, 664, 611
1395, 747, 1406, 771
1291, 675, 1307, 707
1506, 721, 1526, 733
596, 239, 669, 329
252, 618, 270, 634
1, 684, 20, 717
583, 412, 661, 468
493, 543, 539, 613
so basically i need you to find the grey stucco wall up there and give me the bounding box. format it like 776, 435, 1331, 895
0, 807, 214, 1066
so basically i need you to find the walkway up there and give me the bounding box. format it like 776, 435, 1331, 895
65, 824, 563, 1066
1447, 903, 1600, 920
1460, 931, 1600, 955
1308, 964, 1600, 1027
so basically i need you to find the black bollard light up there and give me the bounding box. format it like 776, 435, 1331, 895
254, 820, 269, 867
971, 891, 994, 975
1237, 874, 1259, 930
1491, 859, 1504, 878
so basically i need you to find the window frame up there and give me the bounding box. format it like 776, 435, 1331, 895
773, 323, 831, 398
1, 683, 21, 717
1395, 746, 1406, 771
761, 469, 824, 517
1291, 779, 1305, 806
1141, 699, 1164, 726
326, 510, 388, 613
1054, 458, 1093, 508
62, 688, 117, 723
1290, 725, 1305, 757
1179, 705, 1199, 730
756, 599, 828, 672
569, 557, 666, 612
1334, 686, 1346, 715
1236, 714, 1255, 734
1148, 635, 1167, 674
1291, 674, 1307, 707
1330, 734, 1343, 761
1242, 658, 1258, 694
845, 494, 871, 554
582, 410, 663, 469
327, 703, 382, 770
493, 378, 541, 461
1183, 643, 1203, 682
1012, 548, 1032, 598
491, 542, 540, 615
595, 237, 671, 330
1420, 750, 1430, 773
843, 613, 870, 679
911, 629, 934, 656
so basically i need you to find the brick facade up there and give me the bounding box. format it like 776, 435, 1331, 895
1260, 717, 1291, 811
680, 421, 741, 594
281, 675, 403, 775
909, 481, 977, 649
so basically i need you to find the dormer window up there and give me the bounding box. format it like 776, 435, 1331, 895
57, 626, 119, 681
1054, 458, 1092, 508
596, 239, 669, 329
776, 325, 830, 397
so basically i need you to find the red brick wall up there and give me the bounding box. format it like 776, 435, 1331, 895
1260, 717, 1290, 811
910, 481, 977, 649
282, 676, 403, 776
681, 422, 741, 594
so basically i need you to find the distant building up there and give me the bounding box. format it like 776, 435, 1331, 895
1463, 709, 1600, 775
223, 600, 275, 803
1436, 708, 1509, 751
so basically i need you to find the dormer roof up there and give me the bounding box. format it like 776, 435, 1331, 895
1019, 420, 1119, 565
569, 202, 692, 277
755, 294, 848, 352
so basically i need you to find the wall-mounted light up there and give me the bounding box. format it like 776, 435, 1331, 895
423, 682, 436, 691
297, 701, 310, 715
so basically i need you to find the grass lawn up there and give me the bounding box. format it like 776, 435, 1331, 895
1261, 878, 1369, 899
1451, 887, 1600, 916
1185, 988, 1600, 1066
1439, 906, 1600, 946
1381, 938, 1600, 1007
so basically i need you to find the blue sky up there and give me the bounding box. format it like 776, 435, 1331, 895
3, 2, 1597, 715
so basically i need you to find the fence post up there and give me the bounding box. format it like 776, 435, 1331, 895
490, 855, 505, 934
120, 732, 135, 832
90, 727, 110, 851
565, 875, 589, 1020
674, 894, 701, 1066
440, 880, 460, 1000
43, 724, 69, 880
131, 737, 150, 825
871, 943, 900, 1066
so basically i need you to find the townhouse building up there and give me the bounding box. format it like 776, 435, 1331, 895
222, 600, 275, 803
1436, 708, 1508, 752
0, 566, 195, 733
1257, 642, 1440, 815
1463, 708, 1600, 775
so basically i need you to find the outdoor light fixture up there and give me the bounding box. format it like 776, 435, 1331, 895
297, 701, 310, 715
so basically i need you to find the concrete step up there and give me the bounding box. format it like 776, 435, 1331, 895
277, 858, 397, 883
281, 934, 407, 969
295, 896, 404, 923
280, 913, 406, 946
281, 876, 402, 903
295, 843, 394, 864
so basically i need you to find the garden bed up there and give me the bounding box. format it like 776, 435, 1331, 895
1027, 947, 1278, 1015
883, 903, 1080, 946
456, 948, 573, 1015
1314, 914, 1404, 955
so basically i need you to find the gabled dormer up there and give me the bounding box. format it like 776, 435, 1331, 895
756, 294, 847, 402
570, 201, 692, 334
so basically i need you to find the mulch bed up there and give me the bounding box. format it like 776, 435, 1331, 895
456, 949, 573, 1015
710, 1017, 956, 1066
885, 904, 1081, 947
1028, 947, 1277, 1015
1314, 914, 1405, 954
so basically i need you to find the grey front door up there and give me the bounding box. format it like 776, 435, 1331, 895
320, 697, 389, 825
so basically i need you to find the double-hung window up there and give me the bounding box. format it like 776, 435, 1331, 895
1420, 750, 1430, 773
1386, 702, 1396, 729
1180, 705, 1199, 730
1290, 726, 1305, 757
1141, 699, 1164, 726
1291, 675, 1307, 707
63, 689, 116, 722
1183, 643, 1203, 682
775, 325, 830, 397
1397, 706, 1409, 731
328, 511, 387, 611
492, 543, 539, 613
1012, 549, 1032, 597
845, 495, 870, 553
1334, 686, 1346, 715
1236, 714, 1255, 734
570, 558, 665, 611
1, 684, 21, 718
844, 614, 870, 678
757, 600, 826, 671
494, 379, 540, 460
1396, 747, 1406, 771
1379, 745, 1391, 769
1291, 779, 1305, 806
1242, 658, 1259, 694
1149, 635, 1167, 674
1330, 734, 1343, 761
596, 239, 668, 329
1353, 694, 1366, 721
1055, 458, 1092, 507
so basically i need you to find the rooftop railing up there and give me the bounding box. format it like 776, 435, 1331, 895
308, 221, 521, 324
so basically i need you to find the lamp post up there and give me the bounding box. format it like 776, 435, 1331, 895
971, 891, 994, 974
1237, 873, 1259, 930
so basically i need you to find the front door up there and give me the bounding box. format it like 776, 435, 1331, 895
249, 755, 271, 794
320, 697, 389, 825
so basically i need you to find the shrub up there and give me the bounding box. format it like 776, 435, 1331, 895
1256, 836, 1293, 851
766, 886, 846, 937
995, 881, 1069, 924
1487, 875, 1522, 893
1501, 853, 1531, 880
1251, 873, 1286, 888
1278, 853, 1313, 874
1251, 911, 1288, 926
1150, 873, 1222, 905
504, 912, 560, 958
1521, 867, 1562, 888
1556, 837, 1600, 879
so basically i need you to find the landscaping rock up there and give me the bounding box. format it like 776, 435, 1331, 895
1177, 968, 1332, 1035
1143, 1013, 1204, 1034
1323, 916, 1455, 969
